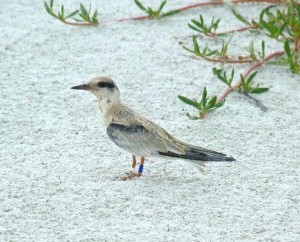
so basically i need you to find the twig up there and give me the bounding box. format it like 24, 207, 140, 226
217, 50, 285, 103
114, 15, 150, 22
178, 0, 281, 11
113, 0, 282, 23
209, 26, 258, 36
53, 16, 93, 26
176, 26, 258, 40
185, 54, 256, 64
243, 92, 268, 111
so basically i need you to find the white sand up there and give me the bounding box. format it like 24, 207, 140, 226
1, 0, 300, 241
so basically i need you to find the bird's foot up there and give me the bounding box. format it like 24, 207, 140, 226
119, 171, 142, 181
119, 156, 145, 180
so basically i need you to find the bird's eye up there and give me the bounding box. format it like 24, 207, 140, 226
97, 82, 115, 88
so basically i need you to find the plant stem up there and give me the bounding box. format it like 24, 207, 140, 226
210, 26, 258, 36
200, 112, 206, 119
216, 50, 285, 103
114, 15, 150, 22
186, 54, 256, 64
178, 0, 281, 11
176, 26, 258, 40
52, 15, 94, 26
114, 0, 283, 23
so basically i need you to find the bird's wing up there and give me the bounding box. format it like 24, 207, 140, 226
142, 120, 231, 160
106, 121, 169, 156
143, 121, 186, 154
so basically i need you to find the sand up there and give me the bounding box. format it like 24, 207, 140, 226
1, 0, 300, 241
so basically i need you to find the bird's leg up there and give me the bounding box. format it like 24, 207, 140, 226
120, 156, 145, 180
132, 155, 137, 168
137, 156, 145, 176
129, 156, 145, 177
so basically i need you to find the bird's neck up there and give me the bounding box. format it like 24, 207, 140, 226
98, 97, 119, 127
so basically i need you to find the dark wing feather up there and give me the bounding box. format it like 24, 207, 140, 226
106, 122, 167, 156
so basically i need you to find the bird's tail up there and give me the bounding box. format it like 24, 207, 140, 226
158, 142, 235, 162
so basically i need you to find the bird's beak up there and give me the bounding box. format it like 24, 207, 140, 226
71, 84, 90, 91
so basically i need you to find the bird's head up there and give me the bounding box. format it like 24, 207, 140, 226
71, 76, 120, 103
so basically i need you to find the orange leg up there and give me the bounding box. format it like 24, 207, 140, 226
132, 155, 137, 168
121, 156, 145, 180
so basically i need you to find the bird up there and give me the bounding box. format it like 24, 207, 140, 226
71, 76, 235, 180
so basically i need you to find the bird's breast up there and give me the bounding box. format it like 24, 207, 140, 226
98, 100, 114, 127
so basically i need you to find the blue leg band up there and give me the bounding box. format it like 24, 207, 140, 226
138, 164, 144, 174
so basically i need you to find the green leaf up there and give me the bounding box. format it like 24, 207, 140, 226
159, 0, 167, 11
73, 18, 83, 22
186, 113, 200, 120
284, 40, 292, 59
212, 67, 222, 76
249, 40, 256, 60
44, 2, 53, 15
212, 68, 234, 87
79, 13, 89, 21
200, 87, 208, 106
211, 18, 220, 32
80, 3, 89, 17
134, 0, 146, 11
230, 68, 235, 86
50, 0, 54, 8
188, 23, 201, 32
260, 20, 276, 37
240, 74, 246, 86
191, 19, 202, 29
247, 71, 257, 84
206, 49, 218, 56
147, 7, 155, 17
66, 10, 79, 19
92, 10, 98, 21
207, 96, 217, 109
199, 15, 204, 25
259, 5, 277, 24
250, 87, 269, 94
213, 68, 226, 83
232, 8, 250, 25
288, 0, 294, 20
61, 5, 64, 18
182, 46, 194, 53
220, 36, 232, 57
161, 10, 180, 18
178, 95, 199, 109
192, 35, 200, 54
214, 99, 226, 108
259, 40, 265, 59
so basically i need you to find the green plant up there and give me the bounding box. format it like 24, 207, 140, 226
188, 15, 221, 36
211, 68, 268, 110
212, 68, 235, 87
183, 34, 253, 63
237, 72, 269, 94
213, 67, 269, 94
180, 0, 300, 118
284, 39, 300, 73
183, 35, 219, 59
134, 0, 180, 18
231, 8, 252, 26
43, 0, 300, 118
178, 87, 225, 119
44, 0, 98, 26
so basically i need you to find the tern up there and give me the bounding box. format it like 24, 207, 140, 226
71, 76, 235, 180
